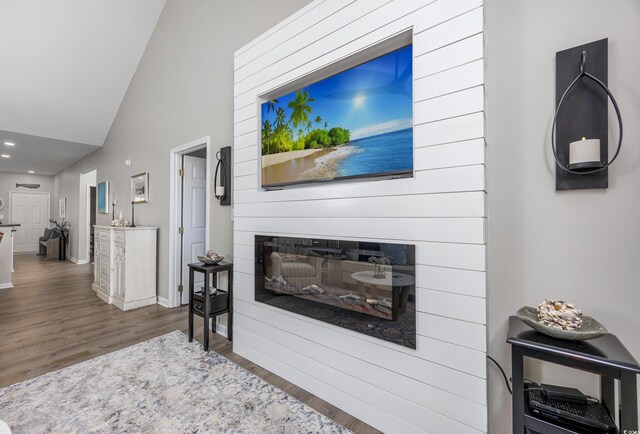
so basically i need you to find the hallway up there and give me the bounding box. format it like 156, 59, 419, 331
0, 254, 189, 387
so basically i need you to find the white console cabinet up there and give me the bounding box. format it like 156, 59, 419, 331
92, 225, 158, 311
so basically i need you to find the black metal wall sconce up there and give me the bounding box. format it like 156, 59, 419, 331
214, 146, 231, 206
552, 38, 623, 191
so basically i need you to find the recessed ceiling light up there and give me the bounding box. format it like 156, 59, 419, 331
4, 142, 15, 146
28, 170, 35, 174
1, 154, 10, 158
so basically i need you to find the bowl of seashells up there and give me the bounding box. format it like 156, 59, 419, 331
516, 299, 608, 340
197, 250, 224, 265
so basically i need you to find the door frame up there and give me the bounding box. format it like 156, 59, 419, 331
9, 190, 51, 252
168, 136, 211, 308
77, 168, 97, 264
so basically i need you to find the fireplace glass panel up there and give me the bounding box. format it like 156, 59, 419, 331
255, 235, 416, 348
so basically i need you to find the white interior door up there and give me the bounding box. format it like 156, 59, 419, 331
11, 192, 50, 253
181, 155, 207, 304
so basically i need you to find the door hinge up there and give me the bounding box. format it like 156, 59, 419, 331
178, 227, 184, 235
179, 169, 185, 177
178, 284, 184, 293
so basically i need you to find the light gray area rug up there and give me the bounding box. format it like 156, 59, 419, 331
0, 331, 350, 434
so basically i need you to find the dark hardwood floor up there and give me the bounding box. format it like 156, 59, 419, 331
0, 253, 379, 434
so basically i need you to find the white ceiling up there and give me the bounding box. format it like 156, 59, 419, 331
0, 0, 166, 174
0, 130, 99, 175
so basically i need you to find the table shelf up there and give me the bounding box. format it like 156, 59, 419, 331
507, 316, 639, 434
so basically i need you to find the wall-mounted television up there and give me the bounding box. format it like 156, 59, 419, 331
260, 44, 413, 188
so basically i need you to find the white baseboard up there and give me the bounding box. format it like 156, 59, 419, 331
157, 296, 171, 308
0, 282, 14, 290
214, 319, 229, 339
69, 257, 88, 265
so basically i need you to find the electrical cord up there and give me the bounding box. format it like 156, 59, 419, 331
523, 380, 544, 394
487, 355, 512, 395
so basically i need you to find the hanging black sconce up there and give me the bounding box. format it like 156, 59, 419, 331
214, 146, 231, 205
552, 38, 623, 190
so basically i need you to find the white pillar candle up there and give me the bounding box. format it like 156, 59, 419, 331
216, 186, 225, 197
569, 137, 601, 165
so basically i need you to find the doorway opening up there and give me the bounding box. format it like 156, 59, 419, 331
168, 137, 210, 308
89, 186, 96, 263
78, 169, 97, 265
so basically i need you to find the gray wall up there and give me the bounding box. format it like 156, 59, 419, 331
53, 0, 310, 300
486, 1, 640, 432
0, 172, 55, 224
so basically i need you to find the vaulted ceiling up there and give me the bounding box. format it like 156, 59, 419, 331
0, 0, 166, 175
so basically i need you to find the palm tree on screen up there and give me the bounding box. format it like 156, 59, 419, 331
262, 119, 273, 154
265, 99, 278, 120
287, 90, 315, 129
275, 107, 287, 129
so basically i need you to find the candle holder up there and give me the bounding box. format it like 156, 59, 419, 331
130, 201, 136, 228
552, 39, 623, 190
214, 146, 231, 206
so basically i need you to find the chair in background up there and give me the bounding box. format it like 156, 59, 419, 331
269, 237, 323, 289
38, 228, 68, 260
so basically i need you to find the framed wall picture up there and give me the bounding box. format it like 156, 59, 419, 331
131, 172, 149, 203
59, 197, 66, 218
97, 181, 109, 214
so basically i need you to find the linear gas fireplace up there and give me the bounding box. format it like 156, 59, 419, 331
255, 235, 416, 348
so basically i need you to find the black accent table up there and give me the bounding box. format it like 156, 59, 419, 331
187, 261, 233, 351
58, 231, 67, 261
507, 316, 639, 433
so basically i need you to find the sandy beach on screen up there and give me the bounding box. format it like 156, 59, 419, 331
262, 145, 359, 186
298, 145, 358, 181
261, 148, 326, 168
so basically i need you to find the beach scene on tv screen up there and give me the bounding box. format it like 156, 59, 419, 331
261, 44, 413, 187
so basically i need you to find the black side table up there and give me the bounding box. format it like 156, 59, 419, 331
507, 316, 639, 433
58, 232, 67, 261
187, 261, 233, 351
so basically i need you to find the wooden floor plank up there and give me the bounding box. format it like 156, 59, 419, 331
0, 253, 380, 433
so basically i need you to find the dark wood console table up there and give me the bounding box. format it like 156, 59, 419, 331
187, 261, 233, 351
507, 316, 639, 433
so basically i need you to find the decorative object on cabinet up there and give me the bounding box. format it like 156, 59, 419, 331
92, 225, 158, 311
214, 146, 231, 206
15, 183, 40, 189
59, 197, 66, 219
0, 198, 5, 210
97, 181, 109, 214
197, 249, 224, 265
188, 261, 233, 351
131, 172, 149, 203
553, 39, 624, 190
516, 306, 607, 341
111, 210, 131, 227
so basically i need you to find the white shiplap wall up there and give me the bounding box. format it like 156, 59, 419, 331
232, 1, 486, 433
